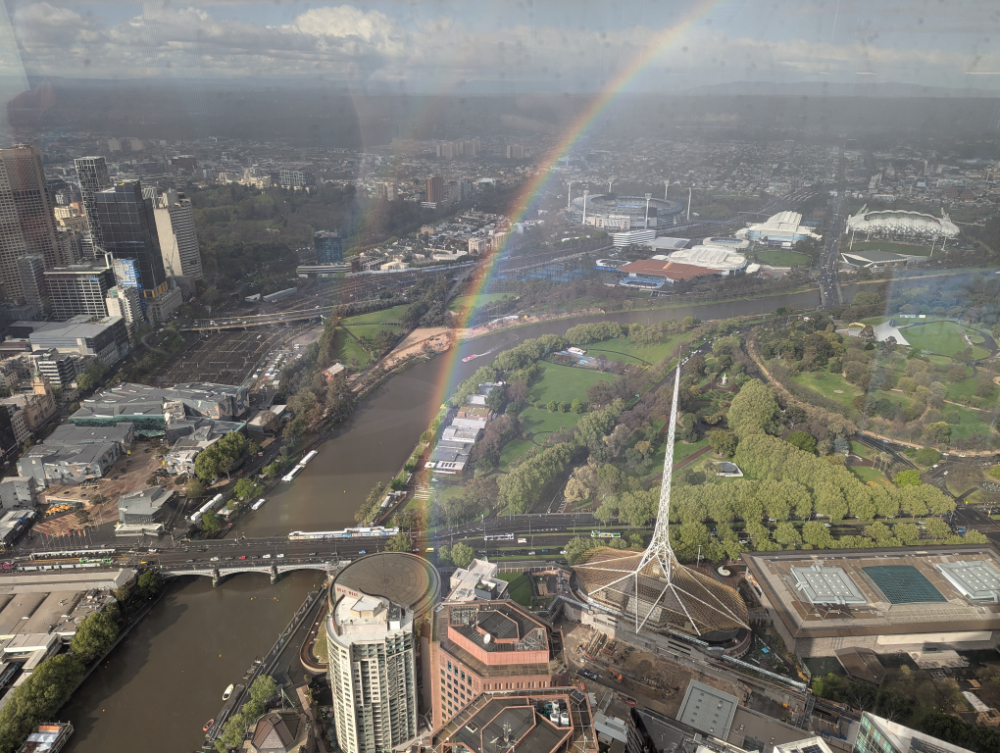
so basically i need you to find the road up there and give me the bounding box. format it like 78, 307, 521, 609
816, 194, 848, 309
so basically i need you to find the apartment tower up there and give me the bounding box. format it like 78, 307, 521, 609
0, 145, 59, 299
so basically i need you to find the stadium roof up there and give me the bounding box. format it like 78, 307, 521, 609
667, 245, 748, 272
846, 207, 960, 238
619, 259, 720, 281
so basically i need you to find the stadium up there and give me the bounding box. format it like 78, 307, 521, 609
567, 193, 685, 230
736, 211, 821, 246
846, 206, 960, 240
742, 545, 1000, 659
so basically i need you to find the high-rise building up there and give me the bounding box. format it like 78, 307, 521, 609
16, 255, 47, 317
314, 231, 342, 264
54, 228, 85, 267
853, 712, 974, 753
44, 263, 116, 321
74, 156, 112, 254
507, 144, 525, 159
326, 553, 440, 753
94, 181, 168, 300
152, 189, 203, 281
430, 599, 569, 730
0, 145, 59, 300
105, 286, 142, 333
426, 175, 445, 204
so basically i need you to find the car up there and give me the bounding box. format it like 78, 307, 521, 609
186, 559, 194, 563
528, 551, 536, 555
560, 550, 568, 555
224, 557, 233, 561
239, 555, 247, 560
359, 550, 367, 555
263, 554, 271, 559
210, 556, 220, 562
425, 547, 435, 553
276, 553, 285, 558
308, 552, 317, 556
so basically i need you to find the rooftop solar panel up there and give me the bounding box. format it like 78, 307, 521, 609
863, 565, 946, 605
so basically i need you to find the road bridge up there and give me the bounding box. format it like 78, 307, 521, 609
161, 560, 339, 586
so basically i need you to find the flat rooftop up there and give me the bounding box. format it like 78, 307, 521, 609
743, 546, 1000, 640
676, 680, 737, 739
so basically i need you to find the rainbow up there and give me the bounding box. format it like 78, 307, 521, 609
427, 0, 718, 415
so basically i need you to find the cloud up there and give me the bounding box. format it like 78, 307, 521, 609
4, 1, 999, 91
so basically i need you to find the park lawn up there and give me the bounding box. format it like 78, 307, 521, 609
334, 332, 373, 369
850, 466, 890, 485
792, 369, 860, 408
849, 441, 874, 459
850, 240, 933, 257
585, 332, 690, 367
942, 404, 996, 440
860, 316, 888, 326
448, 293, 514, 313
758, 250, 811, 267
674, 437, 710, 465
498, 438, 536, 471
529, 363, 616, 405
945, 371, 980, 400
518, 406, 585, 435
496, 573, 532, 606
902, 321, 989, 359
344, 323, 405, 341
342, 304, 411, 328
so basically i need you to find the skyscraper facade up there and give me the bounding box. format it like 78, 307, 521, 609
16, 255, 48, 317
44, 264, 115, 321
0, 145, 59, 300
426, 175, 445, 204
152, 189, 203, 281
94, 182, 168, 299
74, 156, 111, 254
314, 230, 342, 264
327, 585, 418, 753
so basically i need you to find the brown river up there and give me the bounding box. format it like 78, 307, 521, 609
62, 289, 821, 752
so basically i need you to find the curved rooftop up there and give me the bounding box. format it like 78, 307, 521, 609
846, 207, 959, 238
331, 552, 440, 619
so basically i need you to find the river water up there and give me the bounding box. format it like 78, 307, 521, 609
63, 288, 819, 752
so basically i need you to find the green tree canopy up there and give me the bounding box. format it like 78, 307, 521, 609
70, 607, 120, 664
451, 542, 475, 568
726, 379, 780, 437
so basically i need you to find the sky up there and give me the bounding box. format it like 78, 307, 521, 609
2, 0, 1000, 93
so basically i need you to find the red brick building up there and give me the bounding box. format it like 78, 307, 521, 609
430, 600, 569, 731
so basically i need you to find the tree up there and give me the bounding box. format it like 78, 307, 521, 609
185, 477, 206, 499
786, 431, 817, 455
70, 607, 120, 664
571, 399, 585, 414
774, 522, 802, 547
451, 542, 475, 568
726, 379, 780, 437
437, 545, 452, 564
709, 431, 739, 457
250, 675, 278, 703
385, 531, 413, 552
234, 478, 258, 500
546, 400, 558, 412
137, 570, 162, 598
894, 469, 922, 487
0, 654, 85, 752
914, 447, 941, 466
201, 512, 223, 533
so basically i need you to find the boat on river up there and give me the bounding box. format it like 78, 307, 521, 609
462, 353, 482, 362
203, 719, 215, 733
222, 683, 234, 700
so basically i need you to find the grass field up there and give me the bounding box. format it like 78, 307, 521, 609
518, 406, 585, 435
850, 466, 889, 485
496, 573, 532, 606
758, 250, 811, 267
941, 404, 996, 440
448, 293, 514, 313
849, 441, 874, 459
792, 369, 860, 408
529, 363, 616, 405
849, 240, 933, 257
342, 304, 411, 328
335, 332, 373, 368
585, 332, 690, 367
901, 321, 989, 359
498, 438, 535, 470
674, 437, 710, 465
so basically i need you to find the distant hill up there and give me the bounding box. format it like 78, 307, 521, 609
681, 80, 1000, 99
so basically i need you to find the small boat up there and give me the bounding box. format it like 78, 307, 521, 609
462, 354, 481, 363
203, 719, 215, 733
222, 683, 234, 700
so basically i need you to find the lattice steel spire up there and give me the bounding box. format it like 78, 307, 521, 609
575, 357, 749, 636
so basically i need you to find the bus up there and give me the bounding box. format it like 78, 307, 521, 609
591, 531, 621, 539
